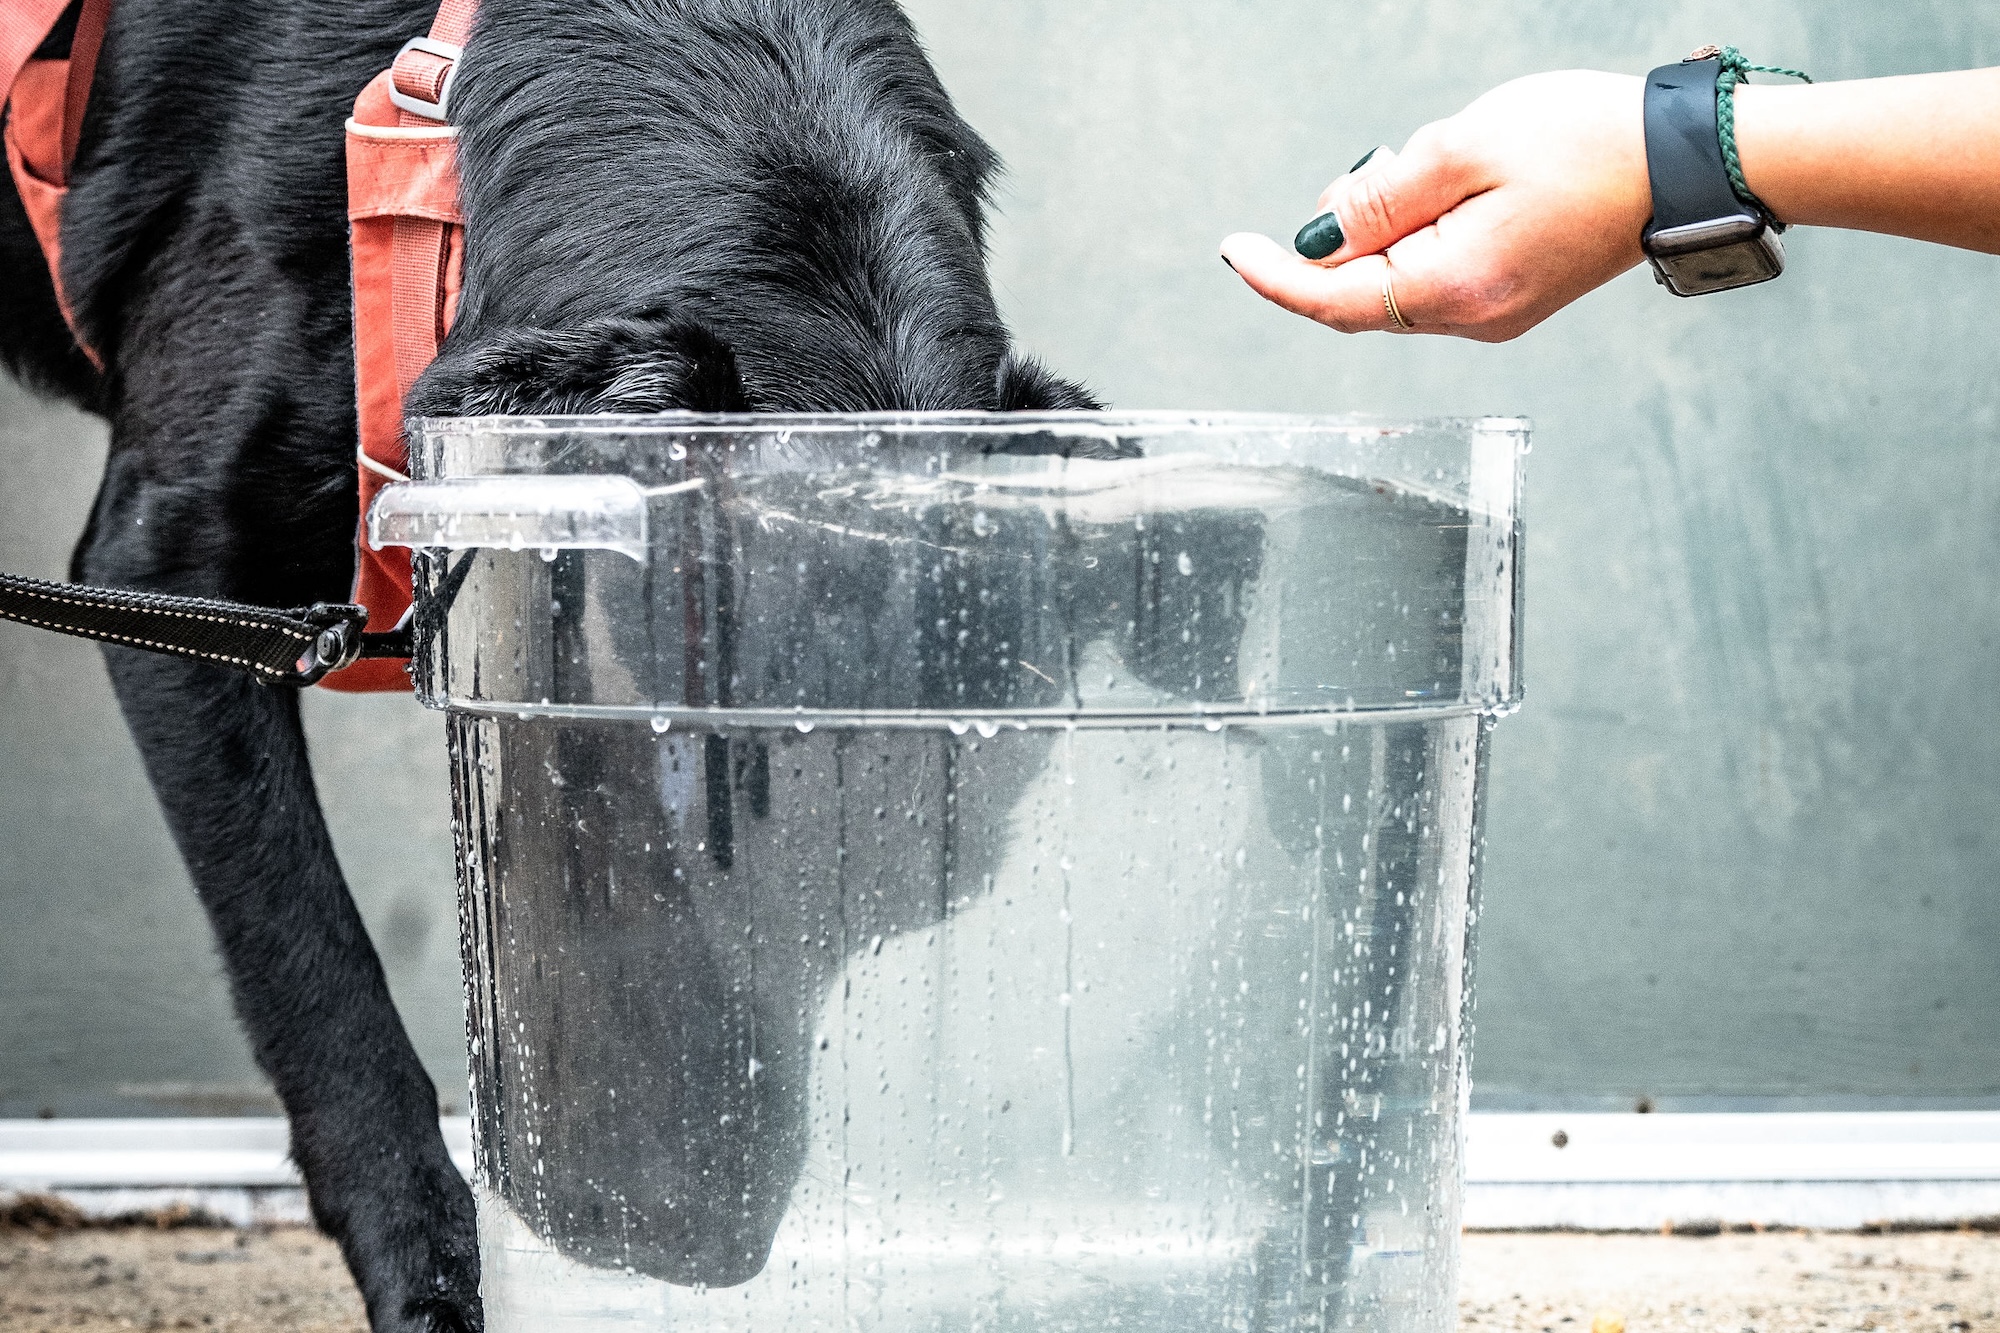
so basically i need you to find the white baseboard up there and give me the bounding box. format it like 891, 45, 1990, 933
1464, 1180, 2000, 1231
0, 1117, 473, 1187
1465, 1112, 2000, 1183
7, 1113, 1999, 1232
1457, 1111, 2000, 1229
8, 1185, 315, 1227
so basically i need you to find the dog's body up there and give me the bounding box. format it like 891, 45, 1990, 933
1, 1, 1091, 1328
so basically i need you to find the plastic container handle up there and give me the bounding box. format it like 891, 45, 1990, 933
367, 475, 655, 561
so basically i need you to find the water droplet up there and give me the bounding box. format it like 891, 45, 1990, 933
1177, 551, 1194, 576
947, 719, 971, 736
973, 719, 1000, 739
650, 715, 671, 734
795, 719, 816, 734
539, 546, 558, 563
668, 442, 689, 461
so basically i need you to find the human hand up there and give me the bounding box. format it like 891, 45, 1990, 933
1221, 71, 1653, 342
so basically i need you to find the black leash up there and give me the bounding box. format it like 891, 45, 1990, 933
0, 571, 411, 687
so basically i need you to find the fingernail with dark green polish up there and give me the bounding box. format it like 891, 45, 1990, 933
1351, 145, 1386, 173
1294, 212, 1344, 260
1221, 253, 1239, 273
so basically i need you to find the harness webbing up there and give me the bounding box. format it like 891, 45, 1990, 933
4, 0, 107, 363
334, 0, 475, 692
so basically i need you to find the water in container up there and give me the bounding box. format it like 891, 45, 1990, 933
373, 413, 1527, 1333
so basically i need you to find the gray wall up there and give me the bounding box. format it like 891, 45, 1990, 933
0, 382, 465, 1116
4, 0, 1998, 1117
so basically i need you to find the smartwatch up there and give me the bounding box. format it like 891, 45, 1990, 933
1641, 56, 1785, 297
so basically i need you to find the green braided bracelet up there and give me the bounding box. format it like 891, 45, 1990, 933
1703, 45, 1814, 214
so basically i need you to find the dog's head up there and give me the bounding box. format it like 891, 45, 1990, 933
407, 0, 1097, 421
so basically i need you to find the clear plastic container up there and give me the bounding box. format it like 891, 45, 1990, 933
373, 413, 1527, 1333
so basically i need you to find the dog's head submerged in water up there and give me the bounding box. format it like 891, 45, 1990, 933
409, 0, 1115, 1292
407, 0, 1097, 422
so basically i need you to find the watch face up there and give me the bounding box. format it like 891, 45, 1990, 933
1651, 233, 1786, 297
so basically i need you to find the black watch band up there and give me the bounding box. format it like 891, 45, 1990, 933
1641, 57, 1786, 297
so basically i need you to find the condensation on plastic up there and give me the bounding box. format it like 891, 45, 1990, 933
392, 413, 1527, 1333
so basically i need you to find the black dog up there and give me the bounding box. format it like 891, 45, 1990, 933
0, 0, 1095, 1328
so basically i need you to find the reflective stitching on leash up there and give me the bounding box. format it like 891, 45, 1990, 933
0, 581, 315, 642
0, 609, 281, 675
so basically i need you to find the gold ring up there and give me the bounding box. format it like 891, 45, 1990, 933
1383, 271, 1413, 332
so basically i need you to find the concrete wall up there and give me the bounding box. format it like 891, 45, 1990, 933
4, 0, 1998, 1116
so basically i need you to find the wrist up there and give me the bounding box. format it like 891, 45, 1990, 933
1733, 70, 2000, 253
1728, 83, 1822, 227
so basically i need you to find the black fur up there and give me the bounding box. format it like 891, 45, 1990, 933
2, 1, 1096, 1328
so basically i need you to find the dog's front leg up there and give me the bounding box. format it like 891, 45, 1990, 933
94, 645, 482, 1333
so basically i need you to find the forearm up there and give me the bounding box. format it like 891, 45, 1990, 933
1735, 68, 2000, 253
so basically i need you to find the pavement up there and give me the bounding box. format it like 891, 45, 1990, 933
2, 1208, 1995, 1333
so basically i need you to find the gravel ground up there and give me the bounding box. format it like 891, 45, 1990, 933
1462, 1231, 1996, 1333
2, 1215, 1996, 1332
0, 1224, 362, 1332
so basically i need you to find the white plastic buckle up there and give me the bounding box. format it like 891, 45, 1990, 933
387, 36, 464, 122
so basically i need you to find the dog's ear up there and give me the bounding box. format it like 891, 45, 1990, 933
408, 315, 751, 417
986, 352, 1133, 459
994, 352, 1102, 412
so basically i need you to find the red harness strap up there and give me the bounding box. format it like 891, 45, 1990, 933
328, 0, 475, 692
3, 0, 108, 367
3, 0, 475, 693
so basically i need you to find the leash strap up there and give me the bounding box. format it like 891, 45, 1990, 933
0, 572, 412, 687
